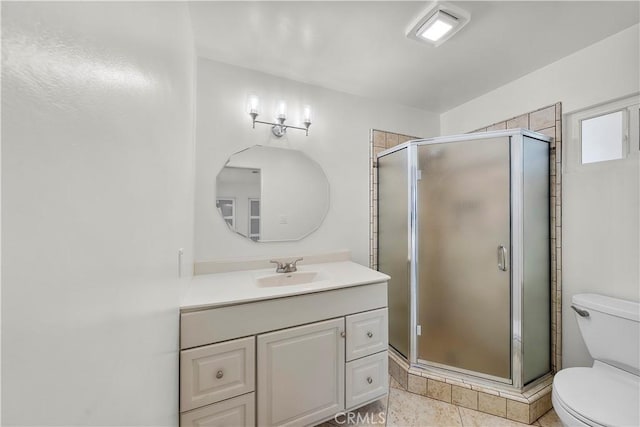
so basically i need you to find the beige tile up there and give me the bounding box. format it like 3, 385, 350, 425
408, 374, 427, 395
386, 387, 462, 427
507, 400, 530, 424
530, 106, 555, 131
487, 121, 507, 131
385, 133, 399, 149
557, 273, 562, 290
555, 103, 561, 121
372, 130, 385, 148
537, 126, 555, 140
499, 392, 529, 404
471, 384, 500, 396
529, 393, 552, 423
427, 379, 452, 403
389, 358, 400, 384
452, 385, 478, 410
478, 392, 506, 417
445, 377, 471, 389
413, 370, 446, 382
507, 114, 529, 129
373, 145, 385, 158
389, 374, 403, 390
537, 409, 562, 427
459, 407, 531, 427
555, 121, 562, 141
474, 127, 488, 133
398, 134, 413, 144
556, 205, 562, 226
389, 357, 408, 390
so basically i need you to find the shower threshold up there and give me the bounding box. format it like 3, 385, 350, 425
388, 348, 554, 425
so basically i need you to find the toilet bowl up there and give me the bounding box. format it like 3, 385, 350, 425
552, 294, 639, 427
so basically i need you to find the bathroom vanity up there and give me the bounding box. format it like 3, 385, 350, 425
179, 261, 389, 426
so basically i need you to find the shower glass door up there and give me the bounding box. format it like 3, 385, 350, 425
416, 137, 511, 380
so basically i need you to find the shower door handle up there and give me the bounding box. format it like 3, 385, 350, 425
497, 245, 508, 271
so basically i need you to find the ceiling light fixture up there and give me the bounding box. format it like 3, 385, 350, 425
407, 2, 470, 47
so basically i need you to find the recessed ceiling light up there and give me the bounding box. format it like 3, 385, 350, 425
407, 2, 470, 47
418, 10, 457, 41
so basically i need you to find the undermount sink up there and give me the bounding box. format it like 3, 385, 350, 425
255, 271, 323, 287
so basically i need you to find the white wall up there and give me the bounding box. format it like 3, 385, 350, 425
195, 58, 439, 266
562, 99, 639, 368
440, 24, 640, 134
2, 2, 195, 426
439, 25, 640, 369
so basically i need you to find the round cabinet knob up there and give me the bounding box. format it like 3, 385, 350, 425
367, 377, 373, 384
367, 331, 373, 338
340, 331, 346, 338
216, 370, 224, 379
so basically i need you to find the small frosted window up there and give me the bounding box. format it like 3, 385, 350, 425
581, 111, 624, 164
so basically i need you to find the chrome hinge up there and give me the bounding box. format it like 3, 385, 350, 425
417, 170, 422, 180
416, 325, 422, 336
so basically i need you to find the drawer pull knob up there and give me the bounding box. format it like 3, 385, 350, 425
216, 370, 224, 379
367, 377, 373, 384
367, 331, 373, 338
340, 331, 346, 338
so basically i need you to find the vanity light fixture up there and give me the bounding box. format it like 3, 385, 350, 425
406, 2, 470, 47
247, 95, 312, 137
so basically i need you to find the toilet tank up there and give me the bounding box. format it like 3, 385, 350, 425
572, 293, 640, 375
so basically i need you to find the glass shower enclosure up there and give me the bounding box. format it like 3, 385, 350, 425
378, 129, 550, 389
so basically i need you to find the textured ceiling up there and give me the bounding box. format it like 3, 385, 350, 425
190, 1, 639, 112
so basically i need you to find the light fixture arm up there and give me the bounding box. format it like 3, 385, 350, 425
250, 113, 312, 137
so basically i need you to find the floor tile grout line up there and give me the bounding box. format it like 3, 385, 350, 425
456, 405, 464, 427
385, 386, 390, 427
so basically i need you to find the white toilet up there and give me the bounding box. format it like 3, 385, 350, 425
552, 293, 640, 427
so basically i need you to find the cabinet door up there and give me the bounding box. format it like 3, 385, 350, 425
257, 318, 345, 426
180, 392, 254, 427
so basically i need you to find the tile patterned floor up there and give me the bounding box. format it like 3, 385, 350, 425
316, 377, 563, 427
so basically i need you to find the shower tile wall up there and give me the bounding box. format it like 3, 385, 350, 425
369, 102, 563, 373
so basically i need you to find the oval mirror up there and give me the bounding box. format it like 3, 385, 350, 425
216, 145, 330, 242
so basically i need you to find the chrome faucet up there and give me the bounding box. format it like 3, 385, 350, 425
270, 257, 303, 273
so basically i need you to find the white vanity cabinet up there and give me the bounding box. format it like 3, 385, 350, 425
180, 278, 388, 427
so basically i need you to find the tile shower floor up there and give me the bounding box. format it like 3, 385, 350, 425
316, 377, 562, 427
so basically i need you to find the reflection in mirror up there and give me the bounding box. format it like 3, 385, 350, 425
217, 167, 261, 240
216, 145, 329, 242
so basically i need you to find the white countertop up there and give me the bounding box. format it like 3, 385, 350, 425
181, 261, 390, 311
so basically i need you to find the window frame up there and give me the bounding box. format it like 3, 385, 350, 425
565, 95, 639, 174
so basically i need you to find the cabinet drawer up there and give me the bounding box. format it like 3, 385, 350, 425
345, 351, 388, 410
180, 392, 255, 427
180, 336, 255, 412
346, 308, 388, 361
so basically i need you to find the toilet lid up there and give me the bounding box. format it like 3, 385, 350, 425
553, 367, 640, 427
